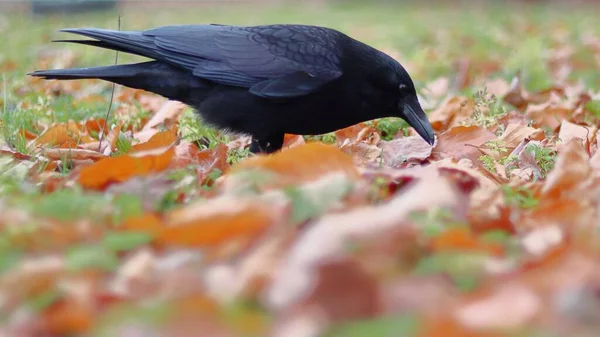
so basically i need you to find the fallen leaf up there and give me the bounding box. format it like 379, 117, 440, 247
267, 167, 471, 311
78, 146, 175, 190
143, 100, 187, 130
428, 96, 474, 131
282, 134, 306, 149
525, 92, 574, 130
433, 126, 496, 162
130, 126, 179, 152
497, 123, 545, 153
503, 76, 529, 110
541, 139, 591, 199
42, 148, 107, 161
429, 227, 504, 256
33, 121, 94, 148
228, 142, 360, 188
557, 120, 593, 145
454, 285, 541, 329
334, 123, 373, 145
41, 298, 93, 335
380, 136, 433, 167
156, 198, 278, 248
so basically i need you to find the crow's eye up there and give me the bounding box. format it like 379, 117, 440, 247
398, 84, 407, 90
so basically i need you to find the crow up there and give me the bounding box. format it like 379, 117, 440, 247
30, 24, 435, 153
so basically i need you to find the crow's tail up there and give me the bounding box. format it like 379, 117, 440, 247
29, 61, 208, 102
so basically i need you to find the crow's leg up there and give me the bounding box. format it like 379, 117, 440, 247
249, 133, 284, 154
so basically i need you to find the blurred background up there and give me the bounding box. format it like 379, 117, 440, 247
1, 0, 598, 95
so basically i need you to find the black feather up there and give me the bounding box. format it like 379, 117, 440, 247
30, 23, 435, 153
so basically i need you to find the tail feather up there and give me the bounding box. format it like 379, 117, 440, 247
51, 39, 150, 58
57, 28, 161, 60
29, 62, 144, 80
29, 61, 209, 102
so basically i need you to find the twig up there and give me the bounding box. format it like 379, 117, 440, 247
97, 13, 121, 152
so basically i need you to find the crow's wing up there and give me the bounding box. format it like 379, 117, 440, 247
144, 24, 344, 98
60, 24, 344, 98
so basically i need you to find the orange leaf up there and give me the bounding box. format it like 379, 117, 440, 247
430, 227, 504, 256
334, 123, 371, 144
282, 134, 306, 149
172, 293, 219, 316
120, 212, 163, 232
34, 122, 82, 147
83, 118, 106, 134
20, 128, 38, 140
130, 126, 179, 152
196, 143, 229, 179
0, 149, 32, 161
230, 142, 360, 186
156, 199, 275, 247
78, 146, 175, 190
42, 299, 93, 335
43, 148, 107, 161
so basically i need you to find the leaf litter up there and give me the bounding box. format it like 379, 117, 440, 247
2, 7, 600, 337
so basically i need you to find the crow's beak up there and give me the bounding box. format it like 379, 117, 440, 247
401, 95, 435, 146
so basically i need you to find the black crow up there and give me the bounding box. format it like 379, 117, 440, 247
30, 24, 435, 153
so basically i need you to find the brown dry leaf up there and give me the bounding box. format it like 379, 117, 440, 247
429, 227, 504, 256
120, 212, 163, 232
143, 100, 188, 130
508, 139, 545, 180
130, 126, 179, 153
82, 118, 106, 135
77, 146, 175, 190
195, 144, 230, 186
541, 139, 592, 199
20, 128, 38, 140
41, 298, 94, 336
267, 166, 470, 311
433, 126, 496, 162
525, 92, 574, 130
557, 120, 594, 145
434, 159, 505, 219
499, 123, 544, 148
299, 259, 380, 323
428, 96, 475, 131
380, 135, 433, 167
339, 140, 383, 166
33, 121, 94, 148
155, 197, 279, 248
334, 123, 373, 145
172, 142, 201, 168
229, 142, 360, 188
132, 128, 159, 144
0, 148, 33, 161
483, 78, 511, 98
454, 284, 541, 329
42, 148, 107, 161
503, 76, 530, 110
282, 134, 306, 150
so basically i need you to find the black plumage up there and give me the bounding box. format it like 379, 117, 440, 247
30, 24, 435, 153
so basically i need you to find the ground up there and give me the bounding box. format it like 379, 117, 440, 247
1, 1, 600, 337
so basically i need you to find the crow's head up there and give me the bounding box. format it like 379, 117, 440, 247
367, 58, 435, 146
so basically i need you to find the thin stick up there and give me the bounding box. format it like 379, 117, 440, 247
97, 14, 121, 152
